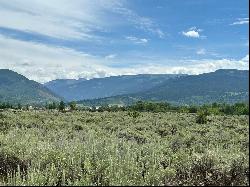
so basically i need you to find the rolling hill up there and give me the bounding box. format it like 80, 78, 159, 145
78, 69, 249, 106
44, 74, 183, 101
0, 69, 61, 105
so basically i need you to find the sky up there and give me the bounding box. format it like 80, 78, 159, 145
0, 0, 249, 83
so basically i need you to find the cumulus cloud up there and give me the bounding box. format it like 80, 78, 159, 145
182, 27, 204, 38
0, 35, 248, 83
182, 30, 200, 38
230, 18, 249, 25
126, 36, 148, 44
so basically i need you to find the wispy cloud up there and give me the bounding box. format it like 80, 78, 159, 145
105, 54, 117, 59
230, 18, 249, 25
126, 36, 148, 44
196, 48, 206, 55
109, 3, 165, 38
0, 0, 164, 41
0, 0, 109, 40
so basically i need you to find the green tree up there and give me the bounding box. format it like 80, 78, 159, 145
91, 106, 96, 112
69, 101, 77, 111
188, 106, 198, 113
46, 102, 57, 110
17, 103, 22, 110
234, 103, 249, 115
58, 101, 65, 112
52, 102, 57, 109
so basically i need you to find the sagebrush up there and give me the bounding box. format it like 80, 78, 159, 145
0, 110, 249, 186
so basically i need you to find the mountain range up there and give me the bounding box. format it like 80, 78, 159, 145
44, 74, 183, 101
77, 69, 249, 106
0, 69, 248, 106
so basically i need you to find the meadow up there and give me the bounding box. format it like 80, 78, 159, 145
0, 110, 249, 186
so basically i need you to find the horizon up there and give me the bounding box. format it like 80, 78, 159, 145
0, 68, 248, 84
0, 0, 249, 83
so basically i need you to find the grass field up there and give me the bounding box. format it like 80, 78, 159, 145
0, 110, 249, 186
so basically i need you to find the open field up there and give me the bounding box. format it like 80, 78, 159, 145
0, 110, 249, 186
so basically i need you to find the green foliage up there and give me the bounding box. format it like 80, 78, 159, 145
46, 102, 58, 110
188, 106, 198, 113
17, 103, 22, 110
0, 110, 248, 185
90, 101, 249, 116
129, 101, 172, 112
0, 102, 14, 109
128, 111, 140, 118
1, 101, 249, 116
58, 101, 65, 112
196, 109, 209, 124
69, 101, 77, 111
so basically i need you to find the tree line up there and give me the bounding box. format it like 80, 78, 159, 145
0, 100, 248, 116
86, 101, 249, 115
0, 102, 22, 110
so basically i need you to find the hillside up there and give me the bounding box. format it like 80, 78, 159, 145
0, 69, 61, 105
44, 74, 183, 101
78, 69, 249, 106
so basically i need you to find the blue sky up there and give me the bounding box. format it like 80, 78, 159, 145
0, 0, 248, 83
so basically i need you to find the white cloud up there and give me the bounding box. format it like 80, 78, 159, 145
0, 0, 164, 40
182, 27, 205, 38
241, 54, 249, 62
155, 29, 165, 38
130, 56, 249, 75
126, 36, 148, 44
0, 35, 248, 83
0, 35, 112, 83
230, 18, 249, 25
0, 0, 111, 40
196, 48, 206, 55
182, 30, 200, 38
109, 4, 165, 38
